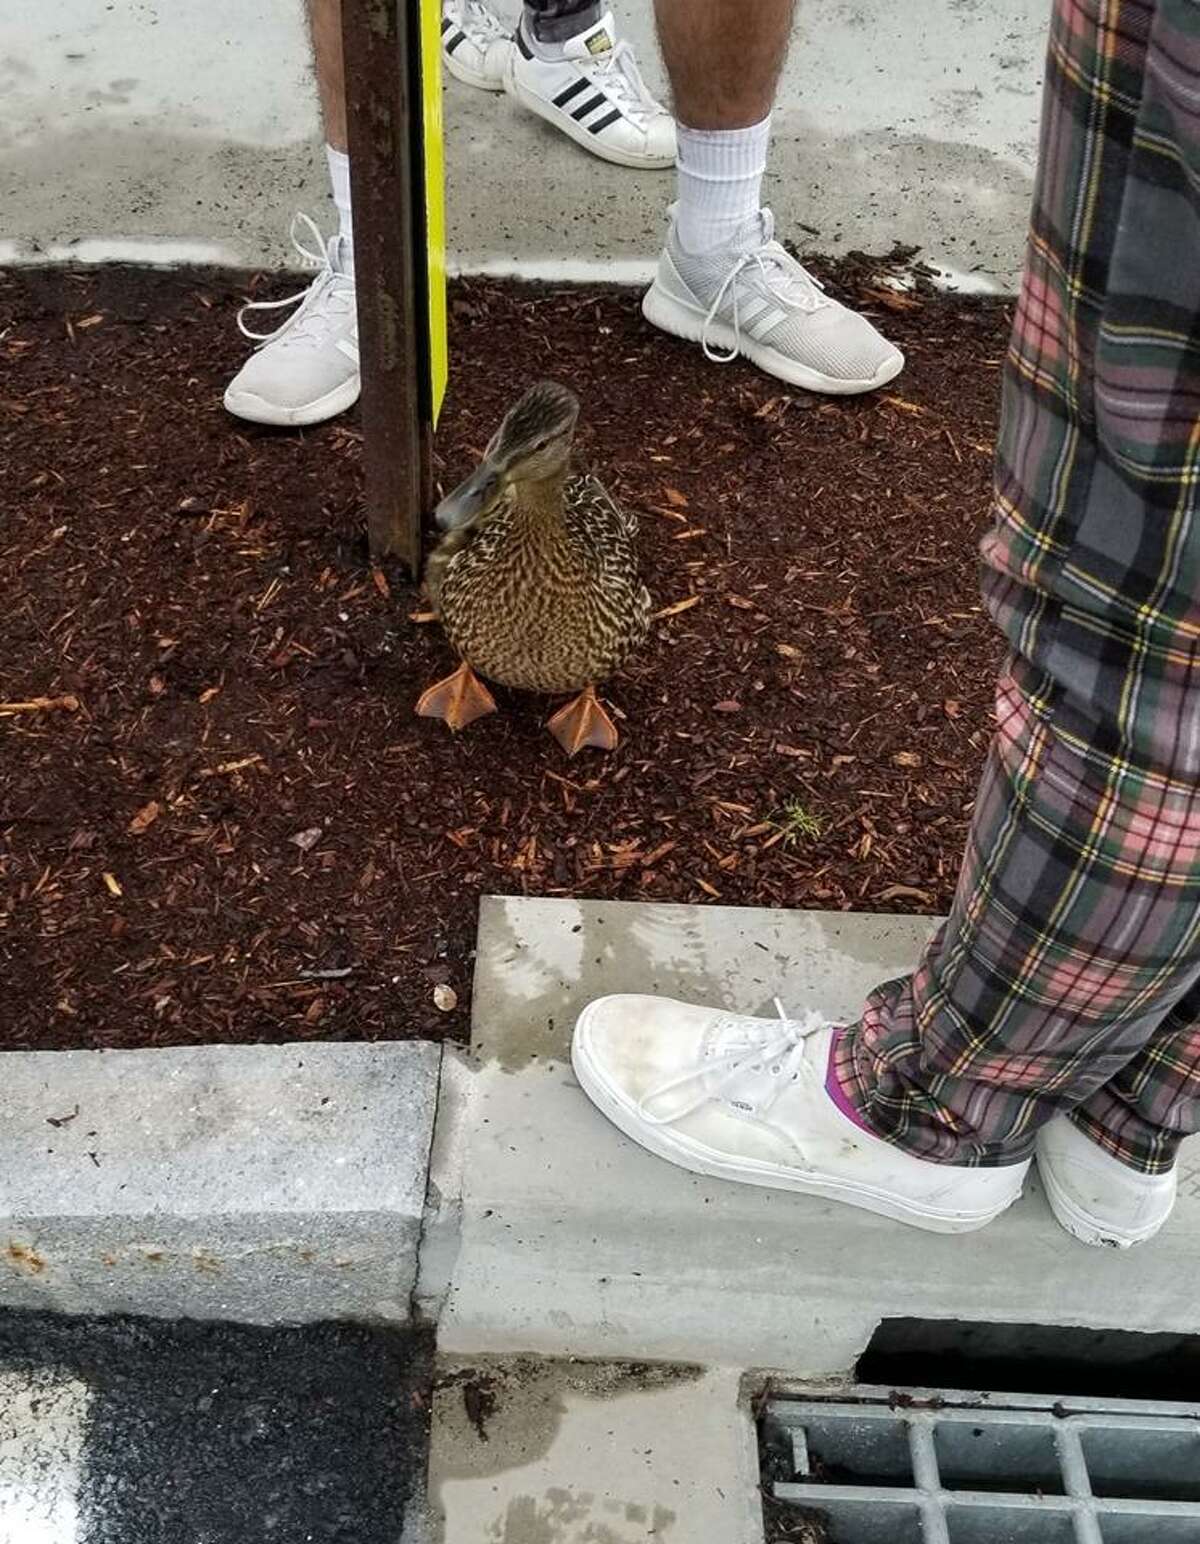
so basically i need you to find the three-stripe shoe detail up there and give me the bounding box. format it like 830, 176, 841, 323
441, 14, 467, 54
732, 296, 791, 341
504, 11, 676, 170
552, 77, 623, 136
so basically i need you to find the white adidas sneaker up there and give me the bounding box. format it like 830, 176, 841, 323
572, 995, 1030, 1234
644, 208, 904, 394
441, 0, 512, 91
224, 214, 360, 428
1037, 1116, 1177, 1249
507, 12, 675, 170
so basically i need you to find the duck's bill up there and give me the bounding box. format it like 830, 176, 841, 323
435, 463, 502, 531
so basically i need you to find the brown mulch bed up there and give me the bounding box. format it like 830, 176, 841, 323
1, 259, 1010, 1051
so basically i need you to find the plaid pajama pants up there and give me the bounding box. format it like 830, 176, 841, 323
836, 0, 1200, 1176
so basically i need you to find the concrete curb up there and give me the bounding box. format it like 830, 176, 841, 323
8, 896, 1199, 1370
0, 1040, 440, 1324
436, 896, 1200, 1375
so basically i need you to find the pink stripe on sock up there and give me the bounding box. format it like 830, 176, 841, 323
824, 1028, 874, 1133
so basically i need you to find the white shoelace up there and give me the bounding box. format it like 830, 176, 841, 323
458, 0, 508, 43
701, 239, 829, 365
637, 999, 827, 1127
236, 213, 355, 349
583, 38, 662, 126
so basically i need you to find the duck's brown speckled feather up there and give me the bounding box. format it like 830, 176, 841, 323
429, 473, 651, 696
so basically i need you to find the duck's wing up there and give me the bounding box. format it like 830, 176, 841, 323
565, 474, 640, 543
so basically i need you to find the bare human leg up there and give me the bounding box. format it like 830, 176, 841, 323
309, 0, 348, 151
222, 0, 360, 424
307, 0, 353, 258
641, 0, 903, 392
652, 0, 795, 130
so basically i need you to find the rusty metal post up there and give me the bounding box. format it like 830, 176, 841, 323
342, 0, 431, 574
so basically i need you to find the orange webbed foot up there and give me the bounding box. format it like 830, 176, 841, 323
546, 685, 619, 756
416, 662, 497, 731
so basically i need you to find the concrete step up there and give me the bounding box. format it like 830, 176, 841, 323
428, 896, 1200, 1375
1, 1041, 440, 1324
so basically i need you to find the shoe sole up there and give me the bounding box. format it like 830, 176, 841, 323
223, 374, 361, 428
642, 279, 906, 395
1037, 1157, 1168, 1249
507, 71, 675, 169
443, 47, 507, 92
572, 1005, 1020, 1235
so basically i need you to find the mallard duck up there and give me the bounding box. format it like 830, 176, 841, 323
417, 381, 651, 755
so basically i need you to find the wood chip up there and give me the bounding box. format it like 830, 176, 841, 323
196, 754, 262, 779
861, 288, 922, 312
102, 872, 123, 898
127, 800, 161, 835
0, 695, 79, 716
875, 883, 934, 904
653, 595, 701, 620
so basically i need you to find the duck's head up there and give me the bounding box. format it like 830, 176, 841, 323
435, 381, 580, 533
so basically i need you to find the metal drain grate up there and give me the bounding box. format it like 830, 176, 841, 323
760, 1386, 1200, 1544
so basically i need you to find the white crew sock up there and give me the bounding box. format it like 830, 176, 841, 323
325, 143, 355, 275
674, 116, 772, 255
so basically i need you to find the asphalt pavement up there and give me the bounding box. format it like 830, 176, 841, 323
0, 1309, 432, 1544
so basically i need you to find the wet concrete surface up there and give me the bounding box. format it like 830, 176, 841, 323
0, 1308, 433, 1543
3, 0, 1044, 285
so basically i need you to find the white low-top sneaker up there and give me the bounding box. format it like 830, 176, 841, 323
507, 12, 676, 170
644, 208, 904, 393
224, 214, 360, 428
1037, 1115, 1177, 1248
572, 995, 1029, 1234
441, 0, 512, 91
